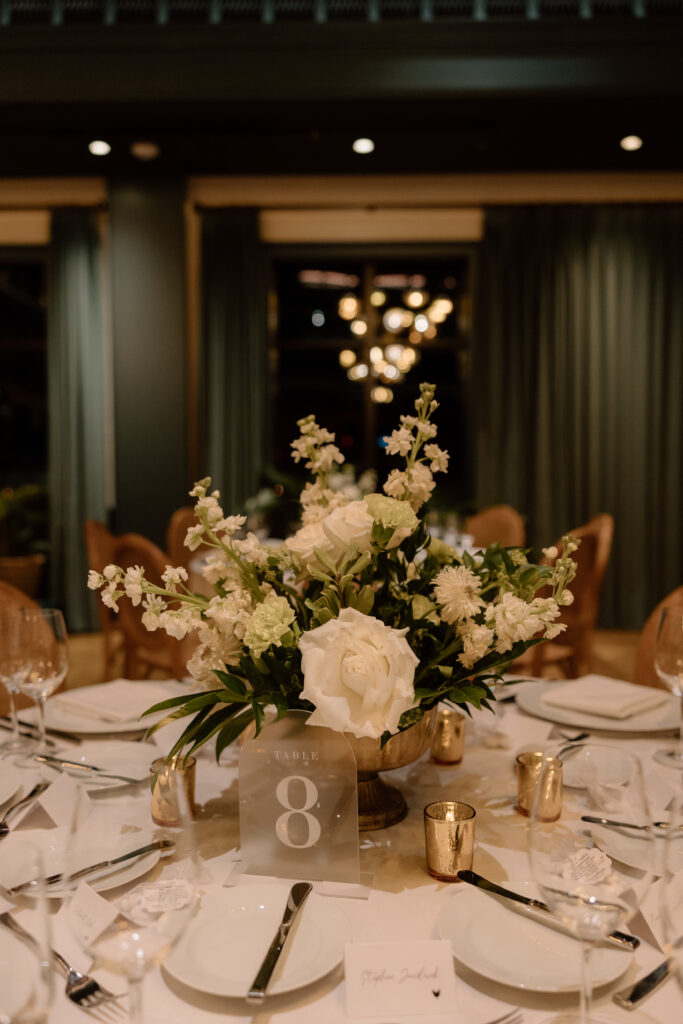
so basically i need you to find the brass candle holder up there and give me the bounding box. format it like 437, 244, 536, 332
515, 751, 562, 821
150, 755, 196, 827
424, 800, 476, 881
430, 705, 466, 764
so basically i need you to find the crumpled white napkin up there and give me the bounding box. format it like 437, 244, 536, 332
55, 680, 176, 723
542, 675, 669, 720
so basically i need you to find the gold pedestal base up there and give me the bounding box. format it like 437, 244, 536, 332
356, 770, 408, 830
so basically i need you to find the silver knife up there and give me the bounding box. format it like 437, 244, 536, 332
582, 815, 680, 831
246, 882, 313, 1002
612, 958, 673, 1008
457, 870, 640, 951
8, 838, 175, 895
34, 753, 145, 786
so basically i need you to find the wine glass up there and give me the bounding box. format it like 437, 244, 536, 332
528, 743, 655, 1024
65, 763, 200, 1024
0, 603, 32, 754
15, 608, 68, 757
0, 842, 54, 1023
653, 607, 683, 768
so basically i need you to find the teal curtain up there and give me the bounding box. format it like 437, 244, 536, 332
473, 205, 683, 628
200, 209, 269, 510
48, 208, 108, 632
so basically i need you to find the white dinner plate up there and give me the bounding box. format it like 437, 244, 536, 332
0, 929, 39, 1018
39, 740, 158, 790
40, 681, 189, 735
438, 883, 633, 992
590, 823, 683, 875
0, 827, 163, 898
516, 682, 678, 734
164, 885, 350, 998
0, 762, 21, 806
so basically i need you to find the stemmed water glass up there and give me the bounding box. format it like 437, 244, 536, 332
0, 842, 54, 1023
0, 603, 32, 753
653, 607, 683, 768
14, 607, 68, 757
528, 743, 655, 1024
65, 764, 201, 1024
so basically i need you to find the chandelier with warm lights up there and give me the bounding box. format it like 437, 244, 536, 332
335, 275, 453, 403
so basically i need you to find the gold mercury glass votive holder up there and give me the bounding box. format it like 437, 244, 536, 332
430, 705, 466, 764
515, 751, 563, 821
424, 800, 476, 881
150, 756, 197, 827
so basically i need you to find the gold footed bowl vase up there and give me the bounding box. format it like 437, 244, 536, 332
346, 707, 438, 831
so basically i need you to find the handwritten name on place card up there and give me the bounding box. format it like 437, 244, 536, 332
345, 940, 456, 1018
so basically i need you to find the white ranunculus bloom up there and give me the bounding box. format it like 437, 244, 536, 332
321, 500, 374, 561
299, 607, 419, 740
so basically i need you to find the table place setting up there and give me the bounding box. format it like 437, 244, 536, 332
2, 383, 683, 1024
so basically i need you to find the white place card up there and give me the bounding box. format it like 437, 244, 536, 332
64, 881, 119, 948
345, 940, 456, 1018
13, 773, 91, 831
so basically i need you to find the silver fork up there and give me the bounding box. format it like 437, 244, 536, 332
1, 913, 124, 1012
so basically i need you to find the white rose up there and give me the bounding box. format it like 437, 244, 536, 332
284, 521, 336, 570
299, 607, 419, 740
321, 500, 374, 561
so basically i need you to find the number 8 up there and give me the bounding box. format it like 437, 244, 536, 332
275, 775, 321, 849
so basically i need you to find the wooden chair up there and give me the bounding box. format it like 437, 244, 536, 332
111, 531, 194, 680
465, 504, 526, 548
524, 513, 615, 678
0, 581, 61, 714
84, 519, 124, 680
634, 585, 683, 689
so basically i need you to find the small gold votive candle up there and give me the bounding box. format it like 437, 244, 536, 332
150, 756, 196, 827
431, 706, 466, 764
515, 751, 563, 821
424, 800, 476, 881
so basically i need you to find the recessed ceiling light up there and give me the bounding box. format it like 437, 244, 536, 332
88, 140, 111, 156
620, 135, 643, 152
352, 137, 375, 155
130, 141, 161, 161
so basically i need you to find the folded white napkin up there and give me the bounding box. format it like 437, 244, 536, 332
542, 675, 669, 720
56, 680, 176, 723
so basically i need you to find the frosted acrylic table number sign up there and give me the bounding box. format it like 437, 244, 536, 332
239, 710, 360, 883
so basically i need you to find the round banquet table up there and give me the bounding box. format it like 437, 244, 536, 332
3, 687, 682, 1024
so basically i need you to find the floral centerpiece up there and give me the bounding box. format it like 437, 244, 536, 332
88, 383, 577, 771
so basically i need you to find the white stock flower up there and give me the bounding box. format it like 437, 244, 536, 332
103, 565, 119, 580
100, 583, 121, 612
243, 595, 295, 658
405, 462, 435, 510
433, 565, 484, 624
385, 427, 413, 457
457, 620, 494, 669
542, 545, 559, 560
184, 524, 205, 551
424, 443, 449, 473
141, 594, 165, 631
489, 593, 564, 653
217, 514, 247, 535
87, 570, 103, 590
161, 566, 189, 594
299, 607, 418, 740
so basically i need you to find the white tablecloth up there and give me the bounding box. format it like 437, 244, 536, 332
4, 693, 682, 1024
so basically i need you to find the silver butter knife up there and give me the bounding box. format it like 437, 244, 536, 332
8, 838, 176, 895
34, 753, 145, 786
613, 958, 673, 1008
246, 882, 313, 1002
457, 870, 640, 951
